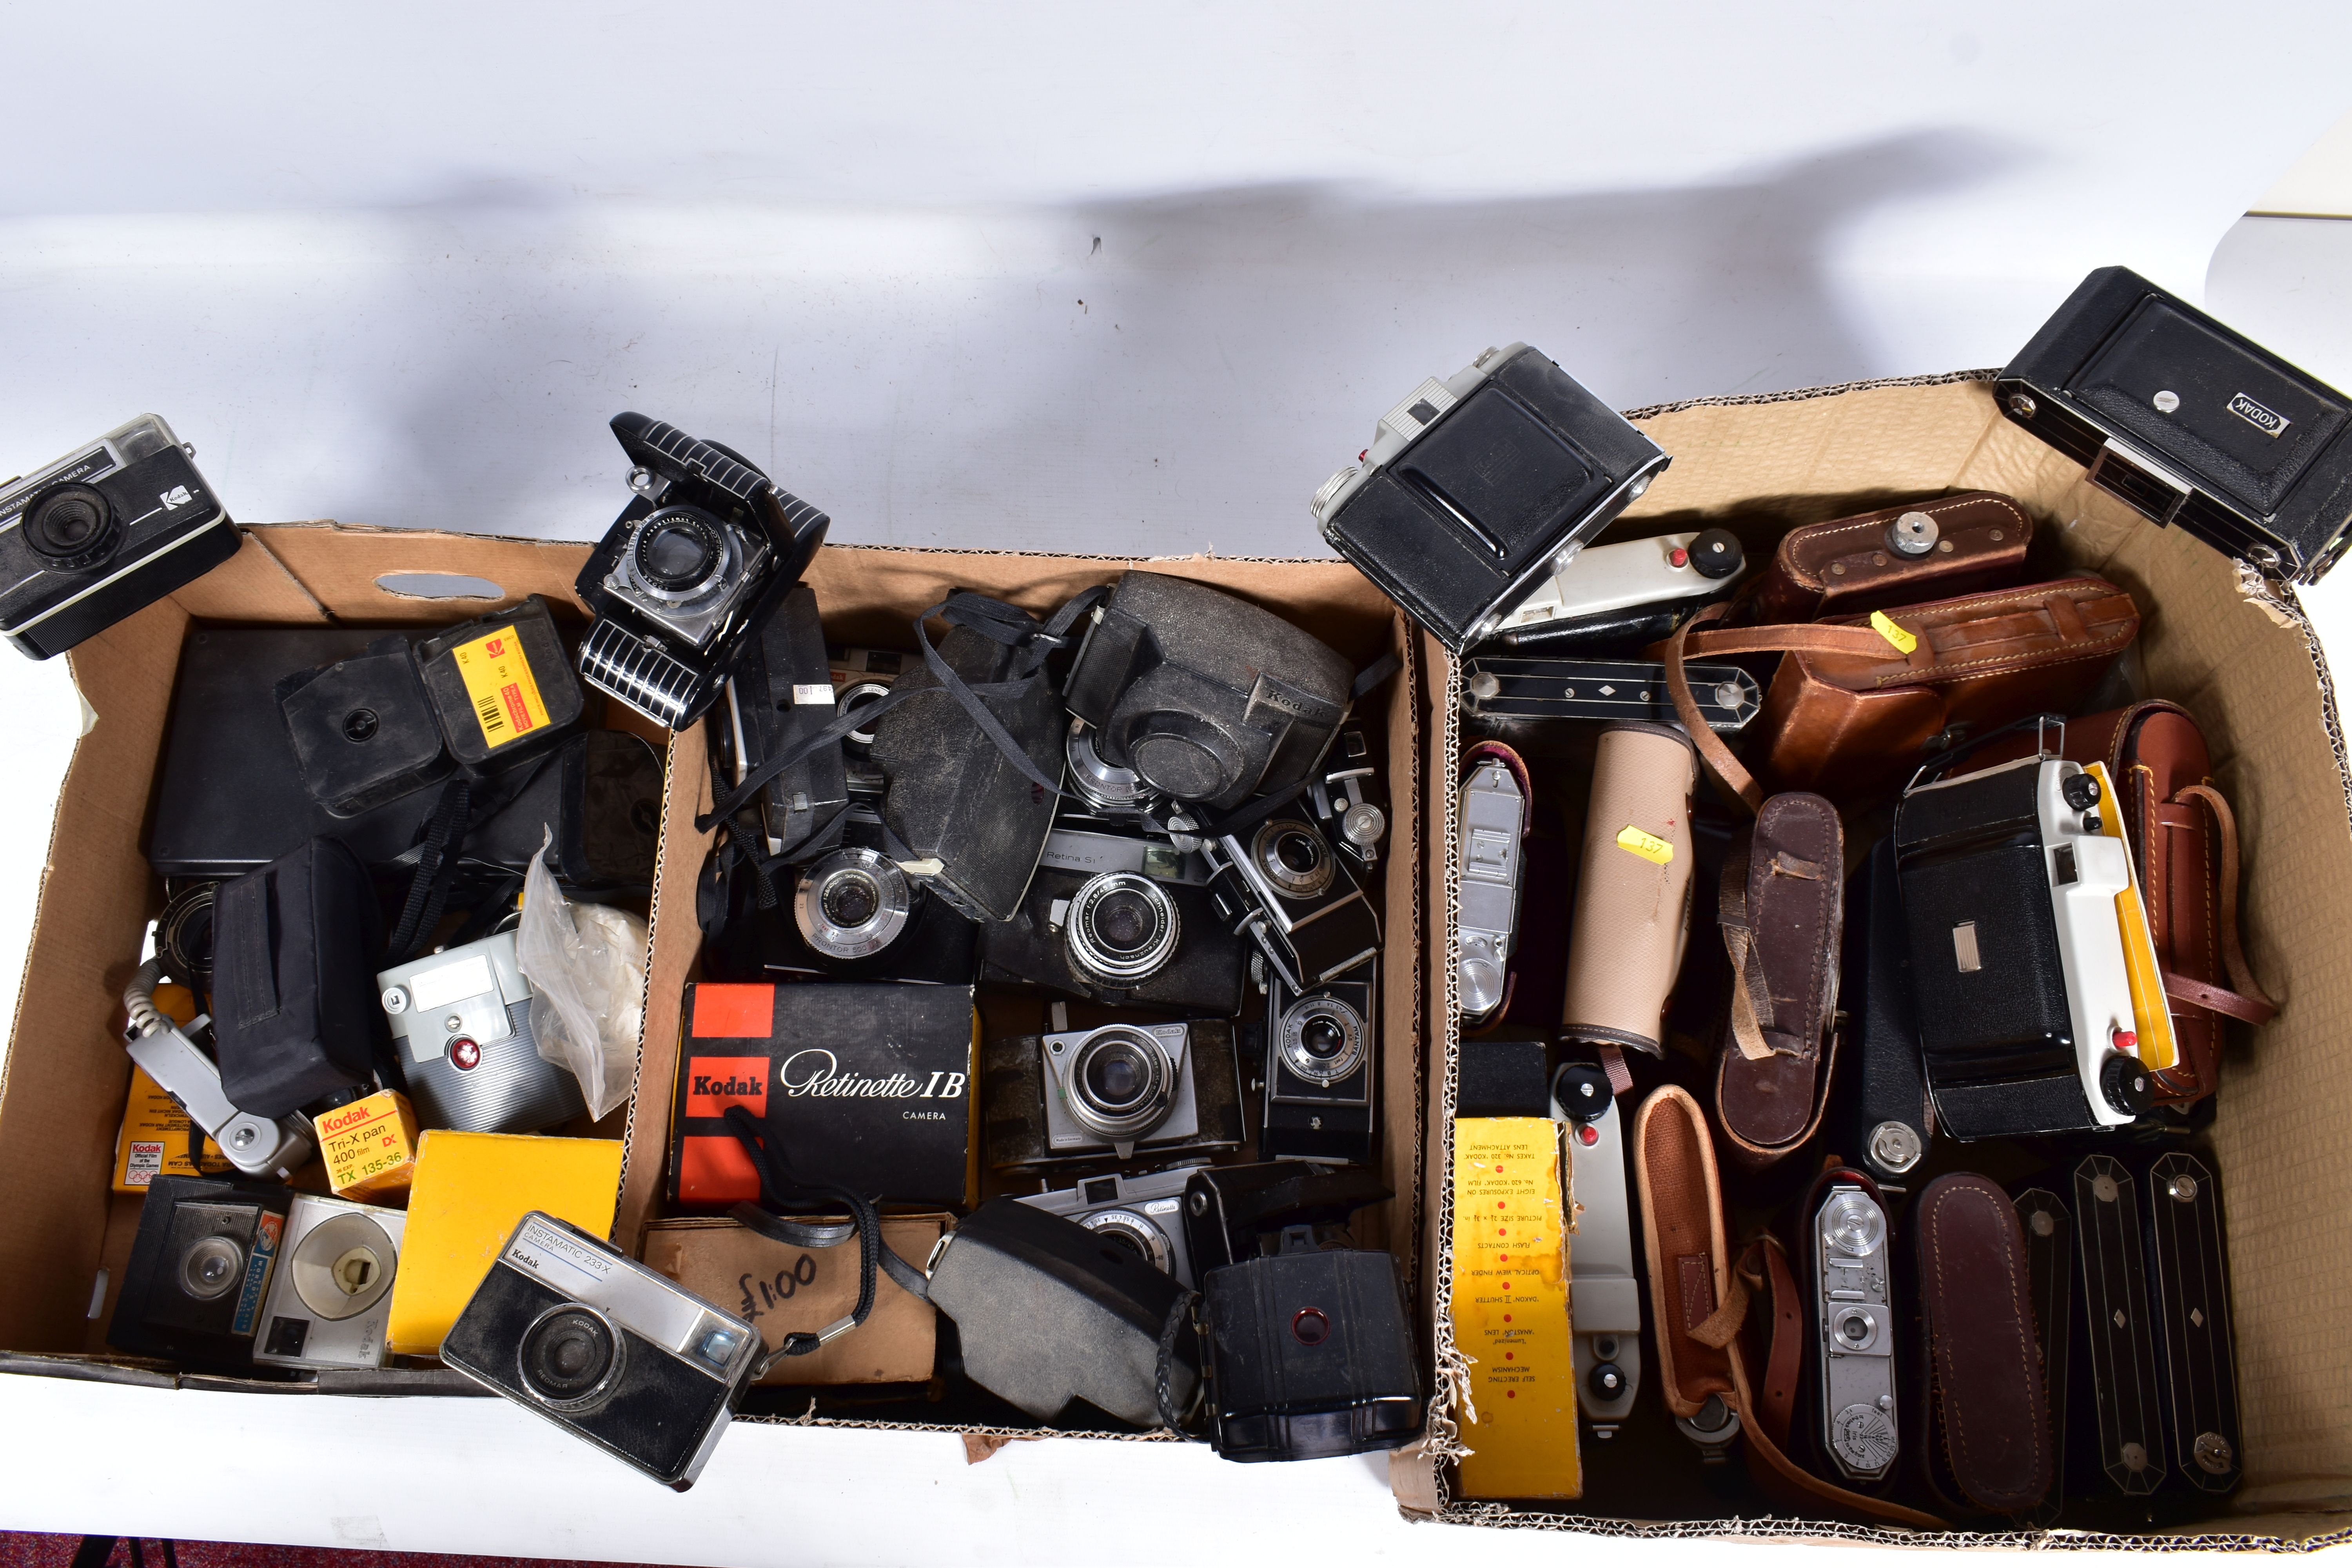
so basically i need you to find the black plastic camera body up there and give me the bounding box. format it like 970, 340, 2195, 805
1261, 967, 1378, 1165
0, 415, 241, 661
575, 412, 829, 730
1205, 813, 1382, 990
107, 1176, 296, 1366
1063, 572, 1355, 813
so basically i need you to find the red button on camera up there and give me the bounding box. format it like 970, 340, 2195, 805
1670, 547, 1690, 568
448, 1037, 482, 1071
1577, 1124, 1600, 1146
2111, 1027, 2138, 1055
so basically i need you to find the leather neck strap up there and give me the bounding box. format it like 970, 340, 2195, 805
1664, 603, 1766, 812
2165, 782, 2278, 1025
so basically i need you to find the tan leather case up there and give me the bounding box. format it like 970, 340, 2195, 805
1561, 722, 1697, 1055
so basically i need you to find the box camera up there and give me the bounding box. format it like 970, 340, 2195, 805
727, 803, 979, 987
2000, 266, 2352, 582
575, 412, 829, 730
1261, 969, 1378, 1166
1309, 343, 1671, 653
1177, 1162, 1419, 1462
1016, 1165, 1203, 1289
1895, 753, 2160, 1139
441, 1210, 762, 1490
378, 930, 588, 1135
107, 1175, 294, 1365
253, 1193, 407, 1370
869, 619, 1066, 923
715, 584, 848, 858
924, 1196, 1198, 1429
1063, 571, 1356, 812
1307, 721, 1387, 873
1205, 812, 1381, 991
978, 856, 1249, 1015
0, 414, 241, 661
982, 1017, 1243, 1169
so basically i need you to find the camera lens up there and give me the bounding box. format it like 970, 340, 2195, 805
630, 505, 733, 599
520, 1306, 622, 1408
1252, 819, 1336, 899
1063, 1026, 1177, 1143
1080, 1209, 1174, 1274
795, 847, 912, 960
1066, 721, 1153, 813
1278, 995, 1366, 1085
1064, 872, 1179, 984
179, 1234, 246, 1301
22, 483, 123, 571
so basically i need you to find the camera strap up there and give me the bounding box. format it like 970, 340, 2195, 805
1154, 1285, 1204, 1439
721, 1105, 930, 1366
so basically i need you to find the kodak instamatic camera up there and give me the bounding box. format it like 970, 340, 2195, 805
1310, 343, 1670, 653
254, 1194, 406, 1370
377, 931, 587, 1135
1894, 755, 2157, 1139
1550, 1061, 1639, 1438
1454, 751, 1524, 1027
1490, 527, 1746, 645
0, 415, 241, 660
1262, 971, 1377, 1165
1016, 1165, 1201, 1288
1205, 814, 1381, 991
441, 1212, 761, 1490
107, 1176, 294, 1365
1810, 1178, 1899, 1485
575, 412, 829, 729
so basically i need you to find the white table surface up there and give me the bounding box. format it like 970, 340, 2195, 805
5, 7, 2352, 1562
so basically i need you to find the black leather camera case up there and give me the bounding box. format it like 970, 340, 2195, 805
211, 836, 386, 1118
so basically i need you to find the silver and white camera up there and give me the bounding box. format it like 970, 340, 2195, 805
254, 1193, 406, 1370
1205, 813, 1381, 991
1016, 1165, 1201, 1288
1551, 1061, 1640, 1438
1812, 1180, 1899, 1484
1261, 971, 1377, 1165
1041, 1019, 1204, 1161
1454, 751, 1524, 1026
441, 1211, 762, 1490
377, 930, 587, 1135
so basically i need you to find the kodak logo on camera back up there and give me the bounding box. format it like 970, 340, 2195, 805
670, 982, 978, 1211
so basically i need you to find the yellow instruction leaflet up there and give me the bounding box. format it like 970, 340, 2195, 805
1451, 1116, 1581, 1500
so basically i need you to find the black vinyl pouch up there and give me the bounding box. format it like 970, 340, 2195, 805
211, 836, 387, 1118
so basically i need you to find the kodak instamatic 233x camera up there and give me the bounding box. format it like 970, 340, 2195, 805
1063, 571, 1356, 813
378, 930, 587, 1135
1310, 344, 1670, 653
1894, 753, 2157, 1139
441, 1210, 762, 1490
0, 415, 241, 660
575, 412, 829, 730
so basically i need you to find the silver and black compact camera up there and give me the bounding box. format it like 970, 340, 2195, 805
1205, 813, 1381, 991
982, 1015, 1245, 1168
0, 415, 241, 660
378, 930, 588, 1135
759, 803, 979, 986
1016, 1165, 1201, 1288
1310, 343, 1671, 653
1261, 971, 1377, 1166
1810, 1176, 1900, 1485
575, 412, 829, 729
441, 1211, 762, 1490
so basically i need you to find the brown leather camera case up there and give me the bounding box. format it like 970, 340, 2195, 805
1911, 1172, 2054, 1517
1744, 492, 2034, 626
1715, 792, 1844, 1163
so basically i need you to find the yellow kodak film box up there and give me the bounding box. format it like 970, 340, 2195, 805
1451, 1116, 1582, 1500
315, 1090, 424, 1201
386, 1131, 624, 1357
114, 1067, 232, 1192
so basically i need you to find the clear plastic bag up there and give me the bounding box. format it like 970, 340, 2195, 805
515, 829, 648, 1120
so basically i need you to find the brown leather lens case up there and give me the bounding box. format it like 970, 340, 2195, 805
1715, 792, 1843, 1164
1745, 492, 2034, 626
1911, 1172, 2054, 1517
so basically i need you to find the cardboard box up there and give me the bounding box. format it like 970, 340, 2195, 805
383, 1130, 624, 1357
1394, 372, 2352, 1546
641, 1214, 945, 1386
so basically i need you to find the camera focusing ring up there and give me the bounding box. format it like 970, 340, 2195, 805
795, 847, 913, 960
22, 482, 123, 571
517, 1303, 627, 1412
1252, 818, 1336, 899
1062, 1027, 1176, 1142
1066, 721, 1153, 813
1063, 871, 1180, 984
629, 505, 737, 601
1279, 993, 1367, 1084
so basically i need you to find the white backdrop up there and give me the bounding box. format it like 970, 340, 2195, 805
4, 4, 2352, 1562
